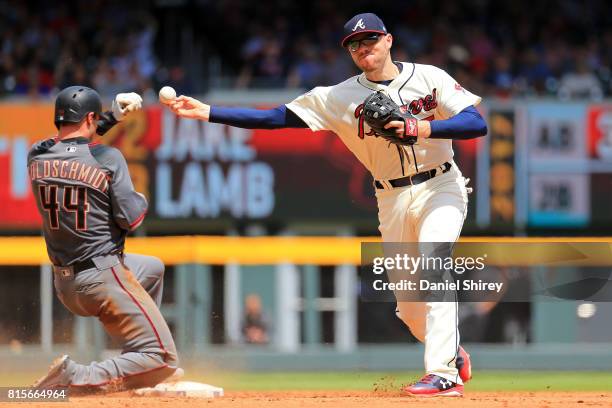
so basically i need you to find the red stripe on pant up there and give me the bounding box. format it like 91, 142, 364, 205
110, 266, 167, 355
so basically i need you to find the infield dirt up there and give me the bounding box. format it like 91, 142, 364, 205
2, 391, 611, 408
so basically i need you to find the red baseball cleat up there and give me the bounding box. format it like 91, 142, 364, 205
456, 345, 472, 383
402, 374, 464, 397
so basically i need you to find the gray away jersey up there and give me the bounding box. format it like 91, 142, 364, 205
28, 137, 147, 266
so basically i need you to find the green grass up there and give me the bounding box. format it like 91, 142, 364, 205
185, 371, 612, 392
5, 371, 612, 392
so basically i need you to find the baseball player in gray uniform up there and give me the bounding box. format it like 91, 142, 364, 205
164, 13, 487, 397
29, 86, 180, 393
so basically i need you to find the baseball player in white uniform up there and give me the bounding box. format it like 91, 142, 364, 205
165, 12, 487, 397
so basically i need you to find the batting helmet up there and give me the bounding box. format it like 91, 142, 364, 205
54, 86, 102, 129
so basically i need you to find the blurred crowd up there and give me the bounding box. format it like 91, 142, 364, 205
202, 0, 612, 99
1, 0, 611, 100
0, 1, 170, 101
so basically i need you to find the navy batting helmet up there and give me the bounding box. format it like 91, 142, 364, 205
54, 86, 102, 129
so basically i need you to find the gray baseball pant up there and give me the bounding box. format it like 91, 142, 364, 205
52, 253, 178, 392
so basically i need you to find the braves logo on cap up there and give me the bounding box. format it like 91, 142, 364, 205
352, 18, 366, 31
341, 13, 388, 47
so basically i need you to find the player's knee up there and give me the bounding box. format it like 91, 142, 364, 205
165, 348, 179, 368
150, 256, 165, 280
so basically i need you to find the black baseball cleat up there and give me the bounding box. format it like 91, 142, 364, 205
32, 355, 71, 389
456, 345, 472, 383
402, 374, 464, 397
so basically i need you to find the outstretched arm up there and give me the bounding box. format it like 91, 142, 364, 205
167, 95, 308, 129
210, 105, 308, 129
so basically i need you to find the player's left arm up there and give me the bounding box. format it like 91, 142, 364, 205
92, 145, 148, 231
423, 105, 487, 140
425, 67, 487, 139
384, 105, 487, 140
385, 67, 487, 139
109, 150, 148, 231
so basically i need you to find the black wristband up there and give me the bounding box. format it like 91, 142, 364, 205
96, 111, 118, 136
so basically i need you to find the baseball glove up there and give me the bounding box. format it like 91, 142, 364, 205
362, 91, 418, 145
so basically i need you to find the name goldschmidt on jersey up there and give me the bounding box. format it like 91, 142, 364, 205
29, 159, 110, 192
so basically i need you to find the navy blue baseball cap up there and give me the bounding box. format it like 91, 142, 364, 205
341, 13, 388, 47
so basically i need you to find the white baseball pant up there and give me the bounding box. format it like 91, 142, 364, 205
375, 161, 469, 384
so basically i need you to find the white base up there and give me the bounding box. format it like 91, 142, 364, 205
133, 381, 224, 398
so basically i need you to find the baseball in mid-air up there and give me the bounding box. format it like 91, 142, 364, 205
159, 86, 176, 104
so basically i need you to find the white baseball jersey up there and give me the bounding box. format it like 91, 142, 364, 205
286, 62, 481, 181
